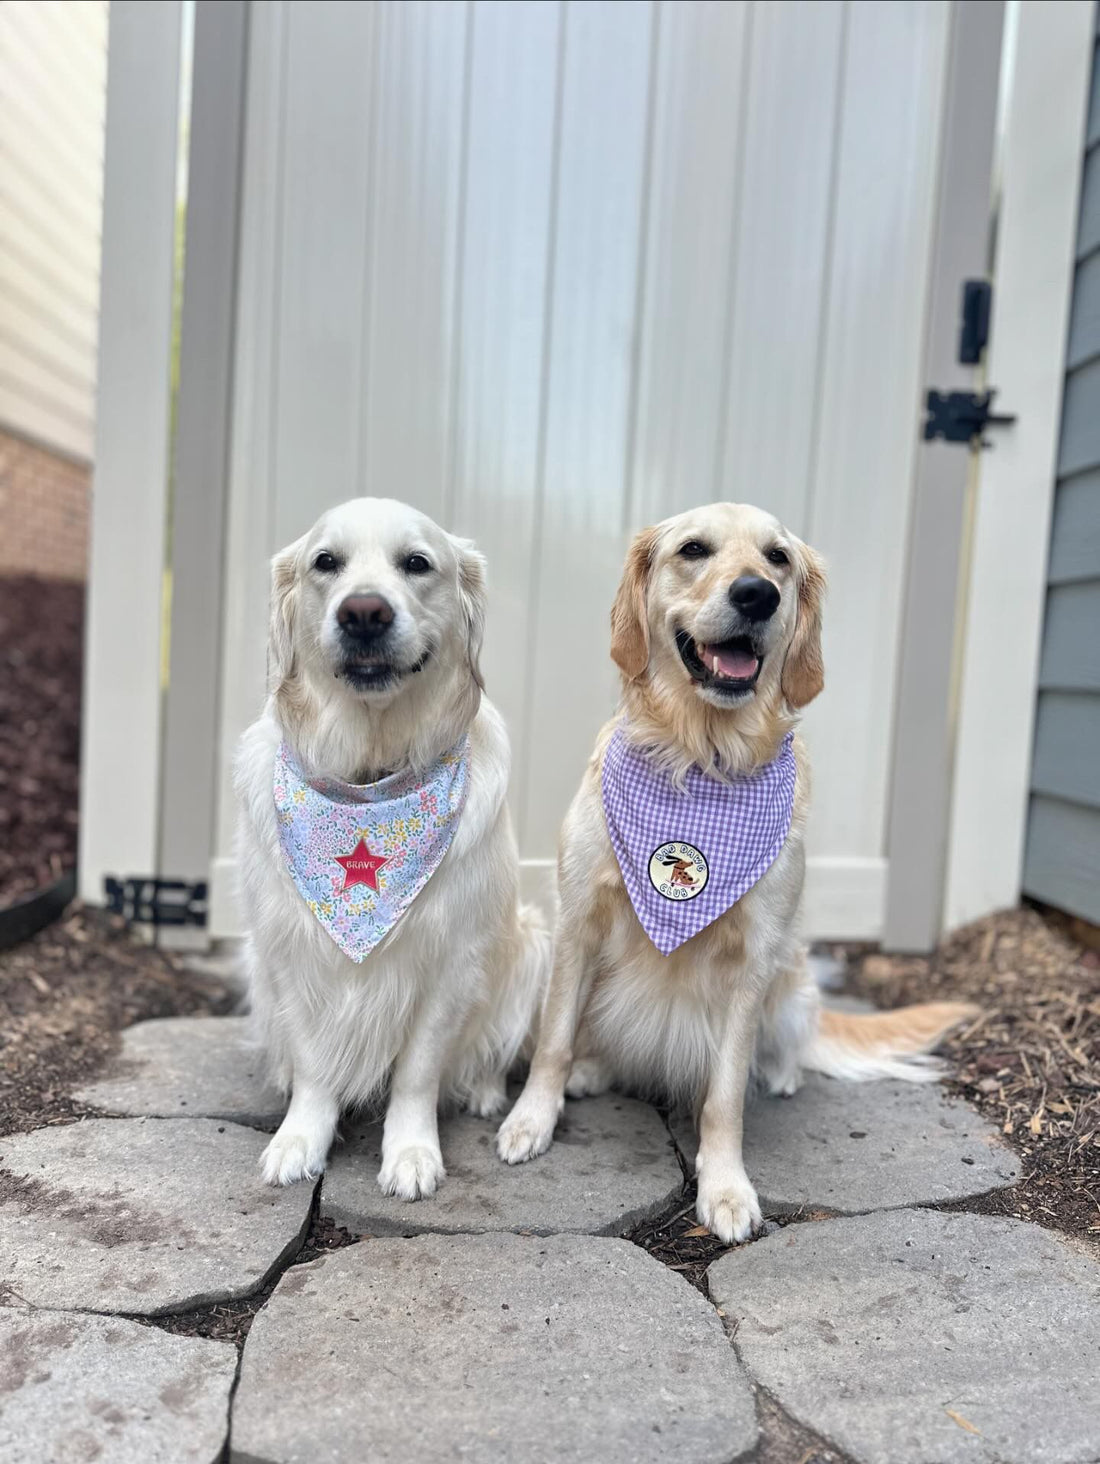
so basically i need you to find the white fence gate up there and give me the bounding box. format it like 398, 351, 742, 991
206, 0, 949, 939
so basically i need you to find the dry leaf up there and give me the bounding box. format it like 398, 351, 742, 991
682, 1224, 711, 1238
1029, 1111, 1044, 1135
945, 1409, 981, 1436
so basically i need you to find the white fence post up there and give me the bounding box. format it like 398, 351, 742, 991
882, 0, 1005, 952
944, 0, 1094, 930
78, 1, 183, 905
158, 0, 248, 928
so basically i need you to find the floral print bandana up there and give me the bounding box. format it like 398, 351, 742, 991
274, 737, 470, 962
601, 727, 796, 955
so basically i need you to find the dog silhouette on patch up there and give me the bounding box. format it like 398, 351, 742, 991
655, 854, 703, 890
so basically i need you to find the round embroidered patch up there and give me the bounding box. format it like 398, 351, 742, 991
647, 842, 709, 901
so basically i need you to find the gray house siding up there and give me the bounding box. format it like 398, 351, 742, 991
1023, 8, 1100, 923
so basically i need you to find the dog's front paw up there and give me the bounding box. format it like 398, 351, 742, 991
496, 1092, 561, 1164
696, 1167, 762, 1245
260, 1129, 329, 1187
378, 1145, 445, 1201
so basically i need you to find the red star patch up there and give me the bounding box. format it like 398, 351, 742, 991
335, 839, 388, 892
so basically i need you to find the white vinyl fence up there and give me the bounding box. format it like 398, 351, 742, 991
84, 1, 1091, 949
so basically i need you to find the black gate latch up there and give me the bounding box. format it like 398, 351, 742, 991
923, 389, 1016, 447
923, 279, 1017, 448
105, 876, 208, 927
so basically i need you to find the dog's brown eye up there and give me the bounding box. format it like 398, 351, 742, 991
313, 551, 339, 573
766, 546, 790, 567
679, 541, 712, 560
404, 553, 432, 575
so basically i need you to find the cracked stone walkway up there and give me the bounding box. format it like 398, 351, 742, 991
3, 1013, 1095, 1463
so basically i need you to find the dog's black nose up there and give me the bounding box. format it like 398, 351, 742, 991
728, 575, 780, 623
337, 593, 395, 641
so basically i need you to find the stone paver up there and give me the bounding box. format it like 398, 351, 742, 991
75, 1016, 285, 1129
670, 1074, 1018, 1213
323, 1094, 682, 1236
708, 1208, 1100, 1464
0, 1308, 236, 1464
0, 1119, 312, 1314
231, 1233, 756, 1464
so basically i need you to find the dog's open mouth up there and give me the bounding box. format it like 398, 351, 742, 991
341, 649, 431, 691
676, 630, 762, 696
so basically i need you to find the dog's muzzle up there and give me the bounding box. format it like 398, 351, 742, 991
333, 594, 430, 690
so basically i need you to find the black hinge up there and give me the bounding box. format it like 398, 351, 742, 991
923, 389, 1016, 447
104, 877, 208, 927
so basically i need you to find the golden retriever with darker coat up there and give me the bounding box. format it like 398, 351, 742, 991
498, 502, 973, 1243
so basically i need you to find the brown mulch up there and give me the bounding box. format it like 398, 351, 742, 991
0, 574, 84, 903
0, 904, 236, 1138
846, 906, 1100, 1241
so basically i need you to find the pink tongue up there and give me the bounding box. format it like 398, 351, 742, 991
705, 644, 758, 680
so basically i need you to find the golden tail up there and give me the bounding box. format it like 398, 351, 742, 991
805, 1001, 978, 1083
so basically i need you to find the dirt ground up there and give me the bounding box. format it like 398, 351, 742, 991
0, 574, 84, 903
0, 906, 235, 1138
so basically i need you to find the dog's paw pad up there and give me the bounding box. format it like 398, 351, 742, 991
378, 1146, 445, 1201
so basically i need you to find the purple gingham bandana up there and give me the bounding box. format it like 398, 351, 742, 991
601, 727, 796, 955
273, 738, 469, 962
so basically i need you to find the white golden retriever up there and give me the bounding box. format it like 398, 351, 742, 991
235, 498, 548, 1198
498, 502, 974, 1242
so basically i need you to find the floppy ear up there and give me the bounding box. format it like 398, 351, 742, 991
610, 526, 659, 680
455, 538, 487, 691
268, 534, 306, 690
781, 539, 826, 709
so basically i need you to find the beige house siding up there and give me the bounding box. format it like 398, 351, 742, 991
0, 0, 108, 580
0, 0, 108, 462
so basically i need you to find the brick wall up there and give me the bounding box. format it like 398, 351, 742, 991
0, 429, 90, 583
